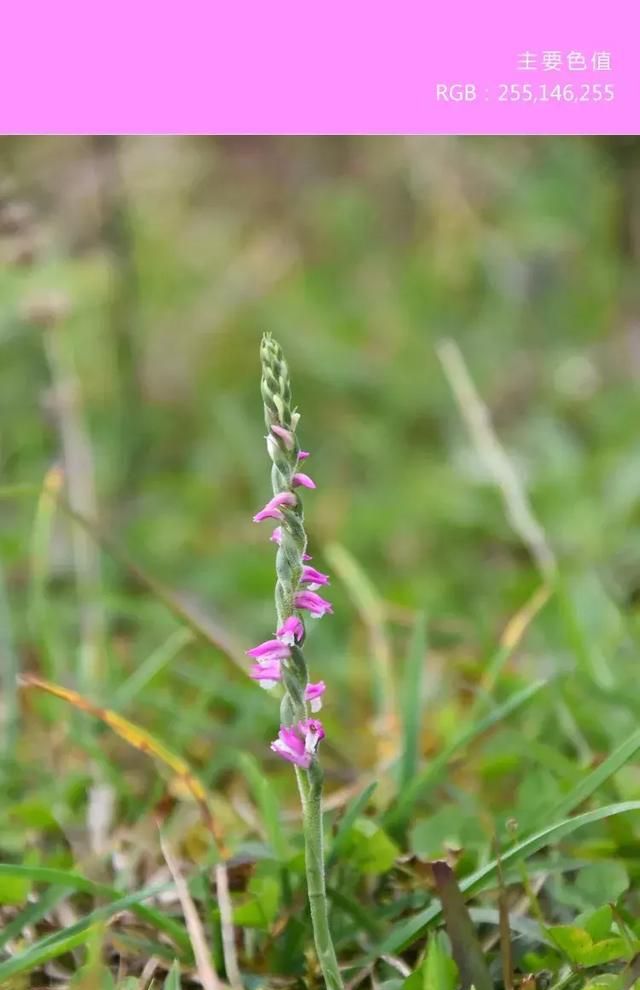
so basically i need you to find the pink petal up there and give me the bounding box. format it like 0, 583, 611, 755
301, 566, 330, 587
294, 590, 333, 617
305, 681, 326, 711
253, 507, 283, 523
292, 472, 316, 489
297, 450, 310, 461
250, 659, 282, 682
246, 639, 291, 660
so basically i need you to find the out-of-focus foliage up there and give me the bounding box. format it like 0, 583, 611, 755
2, 136, 640, 988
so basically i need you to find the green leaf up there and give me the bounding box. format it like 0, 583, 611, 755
578, 905, 613, 941
583, 976, 622, 989
232, 875, 280, 928
575, 862, 630, 908
548, 924, 594, 961
163, 960, 182, 990
343, 818, 399, 875
548, 924, 629, 967
580, 939, 630, 967
0, 872, 31, 905
399, 612, 427, 792
375, 801, 640, 957
402, 932, 458, 990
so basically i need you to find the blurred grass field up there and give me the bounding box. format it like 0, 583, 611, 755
2, 136, 640, 988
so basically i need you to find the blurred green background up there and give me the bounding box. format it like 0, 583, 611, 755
2, 135, 640, 846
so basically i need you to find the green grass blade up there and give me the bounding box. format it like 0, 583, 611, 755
238, 752, 289, 861
0, 885, 72, 951
399, 612, 427, 793
377, 801, 640, 956
542, 725, 640, 825
164, 960, 182, 990
0, 881, 179, 982
115, 626, 194, 707
385, 679, 548, 831
327, 780, 378, 867
0, 864, 190, 955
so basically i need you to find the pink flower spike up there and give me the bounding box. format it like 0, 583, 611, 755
294, 589, 333, 618
270, 526, 282, 544
246, 639, 291, 661
301, 565, 330, 587
276, 616, 304, 645
298, 450, 310, 461
305, 681, 326, 712
271, 424, 295, 450
250, 659, 282, 689
270, 725, 311, 769
292, 472, 316, 489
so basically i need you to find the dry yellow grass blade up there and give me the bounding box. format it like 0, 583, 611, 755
20, 673, 228, 857
500, 584, 551, 652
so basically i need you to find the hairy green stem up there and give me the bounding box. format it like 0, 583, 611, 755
297, 765, 344, 990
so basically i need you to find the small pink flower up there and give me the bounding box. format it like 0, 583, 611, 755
292, 472, 316, 489
270, 719, 325, 768
301, 565, 330, 588
271, 424, 295, 450
298, 450, 310, 461
299, 718, 325, 753
250, 659, 282, 689
276, 616, 304, 645
294, 589, 333, 618
246, 639, 291, 662
253, 491, 296, 523
271, 725, 309, 768
305, 681, 326, 712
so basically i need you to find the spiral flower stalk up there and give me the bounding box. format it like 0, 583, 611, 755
247, 332, 344, 990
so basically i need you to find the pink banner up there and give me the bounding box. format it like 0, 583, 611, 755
0, 0, 636, 134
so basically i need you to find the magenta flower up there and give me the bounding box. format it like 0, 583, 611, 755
271, 424, 295, 450
305, 680, 326, 712
292, 472, 316, 489
270, 719, 325, 768
246, 638, 291, 662
298, 450, 310, 461
295, 589, 333, 617
276, 615, 304, 645
301, 565, 330, 588
253, 491, 296, 523
250, 659, 282, 689
299, 718, 325, 753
